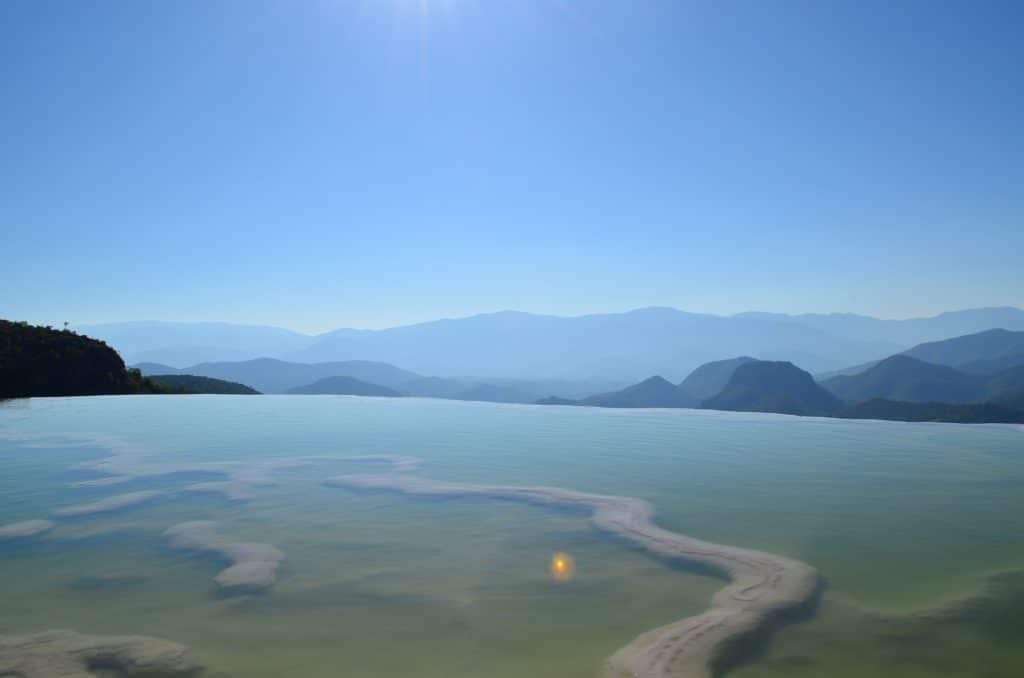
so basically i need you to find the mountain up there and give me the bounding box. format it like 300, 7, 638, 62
535, 396, 579, 406
989, 388, 1024, 411
677, 356, 757, 402
982, 365, 1024, 401
958, 352, 1024, 376
814, 360, 881, 381
901, 329, 1024, 369
134, 357, 618, 403
1, 320, 163, 398
703, 361, 843, 416
79, 321, 315, 367
840, 399, 1024, 424
287, 308, 897, 380
89, 307, 1024, 384
538, 353, 1024, 423
287, 376, 402, 397
135, 358, 422, 395
148, 374, 260, 395
133, 362, 181, 375
579, 376, 697, 408
739, 307, 1024, 347
821, 355, 984, 404
820, 329, 1024, 379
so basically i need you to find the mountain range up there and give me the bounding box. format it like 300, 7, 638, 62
817, 328, 1024, 379
135, 358, 617, 402
82, 306, 1024, 382
538, 328, 1024, 423
287, 376, 402, 397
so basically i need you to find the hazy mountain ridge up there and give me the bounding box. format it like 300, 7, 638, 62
703, 361, 843, 416
677, 356, 758, 402
133, 358, 620, 403
737, 307, 1024, 346
87, 306, 1024, 381
821, 355, 985, 404
287, 376, 402, 397
579, 376, 697, 408
902, 329, 1024, 370
816, 328, 1024, 380
144, 358, 420, 395
537, 327, 1024, 422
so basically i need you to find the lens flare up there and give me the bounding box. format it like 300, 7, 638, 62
550, 552, 575, 582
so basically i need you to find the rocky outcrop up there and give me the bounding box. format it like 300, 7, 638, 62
164, 521, 284, 593
0, 629, 202, 677
53, 491, 164, 518
0, 519, 55, 541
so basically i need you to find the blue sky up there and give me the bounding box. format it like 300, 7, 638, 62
3, 0, 1022, 333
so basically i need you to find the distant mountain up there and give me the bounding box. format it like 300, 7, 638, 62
704, 361, 843, 416
134, 362, 180, 375
901, 328, 1024, 370
821, 355, 984, 404
535, 352, 1024, 423
80, 321, 315, 367
739, 307, 1024, 347
287, 308, 897, 380
134, 357, 617, 403
1, 320, 162, 398
840, 399, 1024, 424
287, 376, 401, 397
135, 358, 422, 394
148, 374, 260, 395
814, 360, 881, 381
982, 365, 1024, 401
579, 376, 697, 408
820, 328, 1024, 379
958, 352, 1024, 376
537, 355, 818, 411
89, 307, 1024, 384
535, 396, 578, 406
677, 356, 757, 402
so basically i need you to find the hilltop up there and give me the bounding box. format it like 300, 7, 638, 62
703, 361, 842, 416
0, 320, 163, 398
287, 376, 402, 397
147, 374, 260, 395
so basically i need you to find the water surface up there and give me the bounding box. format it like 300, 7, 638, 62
1, 396, 1022, 677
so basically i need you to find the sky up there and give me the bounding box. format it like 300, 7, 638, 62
2, 0, 1022, 333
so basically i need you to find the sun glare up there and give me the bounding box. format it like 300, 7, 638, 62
550, 552, 576, 582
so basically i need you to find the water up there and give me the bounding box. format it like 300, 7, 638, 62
1, 395, 1022, 677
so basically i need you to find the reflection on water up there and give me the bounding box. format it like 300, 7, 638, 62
1, 395, 1023, 677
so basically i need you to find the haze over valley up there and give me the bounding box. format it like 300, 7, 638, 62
83, 305, 1024, 382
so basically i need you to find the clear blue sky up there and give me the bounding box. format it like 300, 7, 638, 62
3, 0, 1022, 333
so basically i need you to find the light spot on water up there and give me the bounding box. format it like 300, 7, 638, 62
550, 552, 575, 582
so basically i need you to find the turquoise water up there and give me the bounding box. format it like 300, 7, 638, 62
1, 395, 1023, 677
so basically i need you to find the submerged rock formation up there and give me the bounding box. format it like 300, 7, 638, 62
53, 491, 164, 518
164, 521, 284, 593
0, 519, 55, 541
325, 471, 819, 678
0, 629, 202, 677
73, 453, 421, 502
